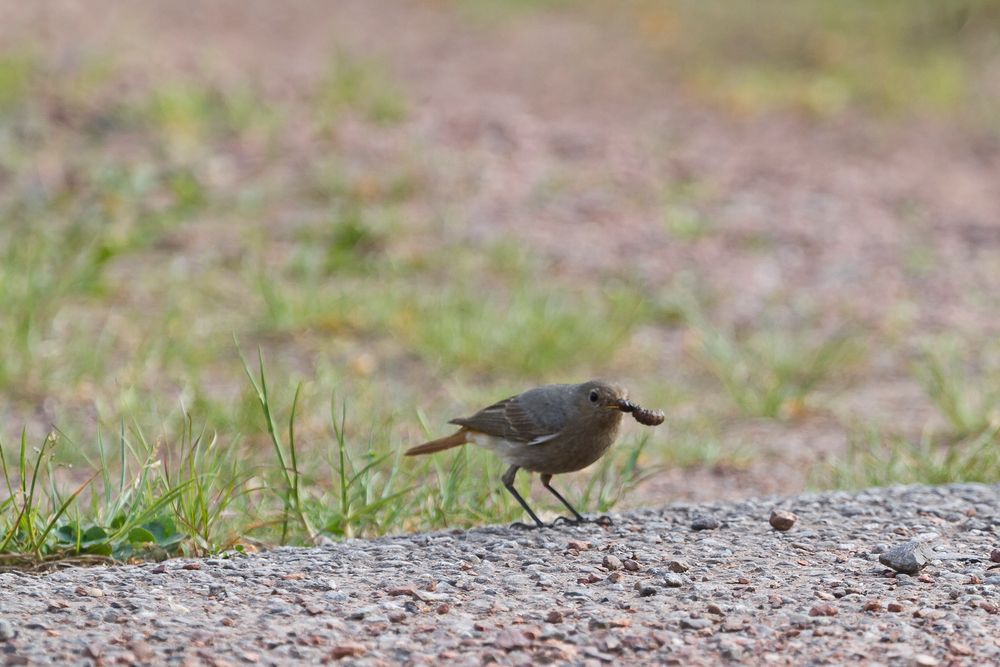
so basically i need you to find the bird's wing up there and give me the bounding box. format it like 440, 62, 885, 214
449, 394, 565, 445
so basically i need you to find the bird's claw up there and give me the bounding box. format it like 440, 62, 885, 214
551, 515, 583, 527
509, 521, 543, 530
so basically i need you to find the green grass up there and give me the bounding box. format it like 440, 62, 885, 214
694, 322, 862, 420
3, 2, 1000, 567
0, 352, 660, 563
628, 0, 998, 123
316, 55, 408, 126
817, 423, 1000, 489
913, 337, 1000, 440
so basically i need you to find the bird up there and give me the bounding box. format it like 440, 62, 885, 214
405, 380, 660, 528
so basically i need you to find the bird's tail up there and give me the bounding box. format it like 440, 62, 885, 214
404, 428, 469, 456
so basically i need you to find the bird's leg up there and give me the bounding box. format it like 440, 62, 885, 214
541, 474, 614, 527
502, 465, 545, 529
540, 474, 586, 525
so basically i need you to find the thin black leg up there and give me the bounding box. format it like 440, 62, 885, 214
540, 474, 585, 524
502, 465, 544, 528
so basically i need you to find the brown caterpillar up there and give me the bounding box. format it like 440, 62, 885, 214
617, 400, 665, 426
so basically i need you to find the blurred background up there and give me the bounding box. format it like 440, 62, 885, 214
1, 1, 999, 547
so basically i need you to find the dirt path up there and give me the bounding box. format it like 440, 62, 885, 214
1, 483, 997, 665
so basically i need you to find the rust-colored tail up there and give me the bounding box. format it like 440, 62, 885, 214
405, 428, 469, 456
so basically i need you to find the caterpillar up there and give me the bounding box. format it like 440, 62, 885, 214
618, 400, 665, 426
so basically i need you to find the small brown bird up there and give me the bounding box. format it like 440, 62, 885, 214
405, 380, 663, 528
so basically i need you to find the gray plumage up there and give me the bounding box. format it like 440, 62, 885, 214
405, 379, 652, 527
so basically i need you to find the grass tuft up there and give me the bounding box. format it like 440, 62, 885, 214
694, 323, 861, 420
818, 423, 1000, 489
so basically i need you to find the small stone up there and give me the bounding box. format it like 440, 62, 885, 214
496, 629, 530, 651
912, 655, 938, 666
691, 514, 720, 531
662, 574, 684, 588
719, 640, 743, 661
667, 559, 690, 573
130, 641, 155, 662
388, 611, 406, 623
862, 599, 882, 612
387, 586, 419, 598
546, 610, 564, 624
436, 603, 450, 615
990, 548, 1000, 563
74, 586, 104, 598
809, 603, 837, 617
330, 644, 366, 659
622, 559, 640, 572
887, 601, 905, 613
949, 640, 973, 656
769, 509, 797, 531
707, 603, 724, 615
721, 618, 747, 632
680, 617, 711, 630
879, 540, 930, 574
607, 571, 623, 583
0, 620, 16, 641
603, 555, 622, 571
567, 540, 590, 551
637, 585, 657, 597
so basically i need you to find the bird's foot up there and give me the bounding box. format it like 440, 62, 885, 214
551, 515, 583, 527
509, 521, 543, 530
550, 514, 613, 527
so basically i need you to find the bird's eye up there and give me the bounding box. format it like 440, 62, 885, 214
589, 390, 599, 403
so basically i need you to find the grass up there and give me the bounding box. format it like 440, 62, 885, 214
628, 0, 999, 123
316, 55, 408, 126
817, 423, 1000, 489
0, 351, 660, 563
693, 321, 862, 420
2, 2, 1000, 567
913, 337, 1000, 440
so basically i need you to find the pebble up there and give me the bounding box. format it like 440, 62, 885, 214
0, 484, 995, 665
330, 644, 366, 659
603, 555, 622, 571
0, 620, 15, 641
666, 559, 690, 573
809, 603, 838, 617
879, 540, 931, 574
637, 585, 658, 597
691, 514, 721, 531
680, 617, 712, 630
769, 509, 797, 531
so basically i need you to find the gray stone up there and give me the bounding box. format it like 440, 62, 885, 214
879, 540, 931, 574
691, 514, 721, 531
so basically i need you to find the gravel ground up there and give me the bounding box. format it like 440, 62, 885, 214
2, 484, 999, 666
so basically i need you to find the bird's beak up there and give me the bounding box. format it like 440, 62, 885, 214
612, 398, 633, 412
